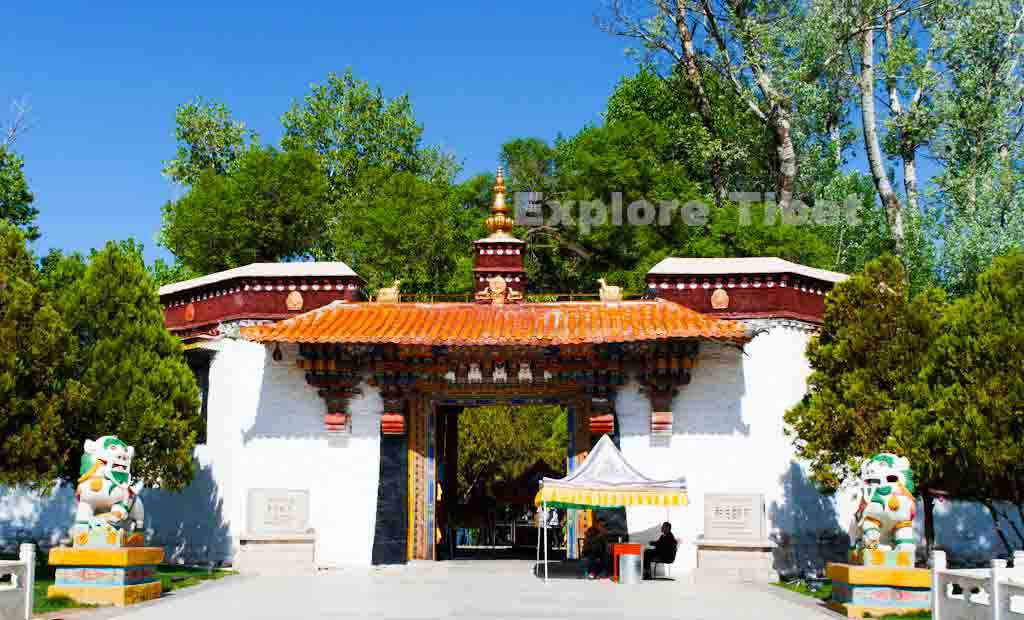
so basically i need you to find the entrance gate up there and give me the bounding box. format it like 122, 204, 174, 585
239, 167, 748, 565
406, 389, 594, 562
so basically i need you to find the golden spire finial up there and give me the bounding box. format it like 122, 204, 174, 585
485, 166, 514, 237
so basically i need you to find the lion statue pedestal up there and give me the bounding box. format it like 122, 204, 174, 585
827, 454, 931, 618
48, 436, 164, 606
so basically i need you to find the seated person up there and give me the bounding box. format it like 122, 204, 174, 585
581, 518, 611, 579
643, 522, 678, 579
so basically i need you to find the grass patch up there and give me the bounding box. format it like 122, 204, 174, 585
32, 587, 97, 615
155, 565, 233, 593
774, 581, 932, 619
774, 579, 832, 601
2, 555, 233, 615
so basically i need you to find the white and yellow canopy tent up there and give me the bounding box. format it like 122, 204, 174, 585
533, 434, 689, 581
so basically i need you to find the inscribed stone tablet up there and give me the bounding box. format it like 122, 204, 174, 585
247, 489, 310, 534
703, 494, 766, 541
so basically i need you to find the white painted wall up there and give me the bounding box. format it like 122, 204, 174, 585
618, 323, 825, 574
0, 339, 383, 568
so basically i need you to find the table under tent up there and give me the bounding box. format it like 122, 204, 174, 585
533, 434, 689, 582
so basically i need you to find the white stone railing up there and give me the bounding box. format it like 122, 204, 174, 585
0, 544, 35, 620
933, 550, 1024, 620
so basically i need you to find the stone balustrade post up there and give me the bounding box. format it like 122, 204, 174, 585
18, 543, 35, 620
932, 549, 946, 620
1013, 550, 1024, 568
992, 558, 1007, 620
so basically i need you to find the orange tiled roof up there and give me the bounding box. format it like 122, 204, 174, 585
239, 299, 749, 346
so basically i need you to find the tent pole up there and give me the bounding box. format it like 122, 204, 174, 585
543, 501, 549, 583
535, 509, 540, 571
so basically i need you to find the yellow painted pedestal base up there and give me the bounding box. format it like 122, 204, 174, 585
48, 581, 162, 607
49, 546, 165, 607
827, 562, 931, 618
826, 601, 930, 618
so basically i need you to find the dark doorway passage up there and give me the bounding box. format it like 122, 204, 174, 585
433, 403, 569, 562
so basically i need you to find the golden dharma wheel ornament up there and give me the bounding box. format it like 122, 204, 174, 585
711, 288, 730, 310
286, 290, 304, 311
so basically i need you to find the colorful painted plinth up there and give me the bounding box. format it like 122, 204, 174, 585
849, 548, 915, 568
827, 557, 930, 618
49, 547, 164, 607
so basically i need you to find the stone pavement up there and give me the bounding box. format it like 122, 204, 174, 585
70, 561, 837, 620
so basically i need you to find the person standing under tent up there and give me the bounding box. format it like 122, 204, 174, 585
582, 518, 611, 579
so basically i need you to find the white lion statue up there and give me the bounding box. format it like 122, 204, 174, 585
73, 436, 145, 546
850, 453, 916, 552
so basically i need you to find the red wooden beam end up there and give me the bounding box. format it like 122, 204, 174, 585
651, 411, 673, 435
381, 412, 406, 435
325, 412, 351, 434
590, 413, 614, 435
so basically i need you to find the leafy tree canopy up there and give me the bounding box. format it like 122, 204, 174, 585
503, 114, 837, 293
457, 405, 567, 504
606, 66, 775, 195
784, 254, 946, 492
330, 168, 482, 295
0, 224, 83, 487
281, 67, 456, 206
46, 240, 202, 489
0, 147, 39, 241
163, 98, 256, 186
910, 252, 1024, 505
160, 146, 329, 274
147, 258, 198, 288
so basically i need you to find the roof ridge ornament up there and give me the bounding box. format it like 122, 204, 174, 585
484, 166, 515, 238
475, 275, 523, 305
376, 280, 401, 303
598, 278, 623, 303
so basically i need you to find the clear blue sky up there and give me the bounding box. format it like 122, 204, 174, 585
4, 2, 634, 263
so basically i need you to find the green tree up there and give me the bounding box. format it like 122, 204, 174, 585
805, 0, 943, 258
927, 1, 1024, 297
53, 240, 201, 489
605, 67, 775, 196
0, 225, 84, 487
0, 147, 38, 240
457, 405, 567, 503
281, 68, 455, 205
330, 168, 482, 295
160, 146, 329, 274
163, 98, 256, 185
148, 258, 198, 288
906, 251, 1024, 551
601, 0, 829, 212
521, 114, 836, 293
819, 171, 936, 294
500, 138, 557, 194
784, 255, 945, 491
39, 248, 87, 293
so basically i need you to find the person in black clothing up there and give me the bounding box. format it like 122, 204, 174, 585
643, 522, 678, 579
582, 518, 611, 579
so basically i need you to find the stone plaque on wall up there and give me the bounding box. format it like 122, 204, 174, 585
246, 489, 310, 534
703, 494, 766, 541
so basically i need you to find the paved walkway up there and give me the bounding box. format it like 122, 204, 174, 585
93, 561, 836, 620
